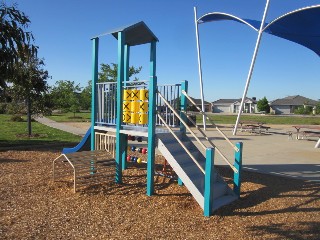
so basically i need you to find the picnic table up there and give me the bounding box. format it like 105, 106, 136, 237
239, 121, 270, 134
292, 125, 320, 148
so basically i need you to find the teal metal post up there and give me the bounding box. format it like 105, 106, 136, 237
91, 37, 99, 151
178, 80, 188, 186
180, 80, 188, 133
204, 147, 215, 217
122, 44, 130, 170
147, 40, 157, 196
233, 142, 243, 197
115, 32, 125, 183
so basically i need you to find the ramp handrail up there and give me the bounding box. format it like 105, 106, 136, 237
157, 114, 205, 174
182, 113, 238, 173
157, 91, 206, 151
181, 90, 239, 152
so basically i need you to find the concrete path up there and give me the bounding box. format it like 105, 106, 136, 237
34, 116, 87, 136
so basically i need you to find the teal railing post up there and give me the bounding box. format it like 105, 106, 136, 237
178, 80, 188, 186
115, 31, 125, 184
147, 40, 157, 196
233, 142, 243, 197
204, 147, 215, 217
122, 44, 130, 171
180, 80, 188, 133
90, 37, 99, 151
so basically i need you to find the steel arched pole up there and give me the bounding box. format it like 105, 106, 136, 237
233, 0, 271, 135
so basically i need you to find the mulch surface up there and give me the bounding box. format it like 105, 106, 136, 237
0, 148, 319, 239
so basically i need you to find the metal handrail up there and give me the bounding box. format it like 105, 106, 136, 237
157, 91, 206, 151
157, 114, 205, 174
183, 113, 238, 173
182, 90, 239, 152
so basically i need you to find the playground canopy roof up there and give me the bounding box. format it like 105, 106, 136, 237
99, 21, 159, 46
198, 5, 320, 56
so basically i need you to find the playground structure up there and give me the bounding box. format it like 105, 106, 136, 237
53, 21, 243, 217
53, 3, 320, 217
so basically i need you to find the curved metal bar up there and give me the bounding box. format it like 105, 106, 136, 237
197, 12, 259, 32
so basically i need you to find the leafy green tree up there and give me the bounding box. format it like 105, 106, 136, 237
50, 80, 82, 115
257, 97, 270, 113
79, 80, 91, 110
0, 3, 38, 90
78, 63, 142, 111
316, 102, 320, 115
1, 3, 50, 136
8, 53, 50, 135
98, 63, 142, 82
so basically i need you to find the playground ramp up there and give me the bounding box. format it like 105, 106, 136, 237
157, 132, 238, 211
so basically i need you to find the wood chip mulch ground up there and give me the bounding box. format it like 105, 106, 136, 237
0, 148, 319, 239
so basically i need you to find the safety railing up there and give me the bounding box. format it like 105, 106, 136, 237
157, 91, 206, 173
181, 90, 239, 173
96, 81, 182, 128
95, 132, 115, 157
96, 82, 117, 125
182, 90, 239, 152
156, 84, 181, 127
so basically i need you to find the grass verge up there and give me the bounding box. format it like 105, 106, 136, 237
0, 114, 81, 148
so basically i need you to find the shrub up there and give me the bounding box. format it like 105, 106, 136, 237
0, 103, 7, 114
11, 115, 24, 122
294, 106, 313, 115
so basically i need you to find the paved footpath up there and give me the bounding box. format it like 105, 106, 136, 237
34, 116, 87, 136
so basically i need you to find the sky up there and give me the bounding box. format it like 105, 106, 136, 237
5, 0, 320, 102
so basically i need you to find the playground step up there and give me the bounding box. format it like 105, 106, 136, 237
156, 132, 237, 212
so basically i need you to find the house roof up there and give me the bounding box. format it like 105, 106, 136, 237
94, 21, 159, 46
189, 97, 210, 105
270, 95, 319, 106
213, 98, 256, 105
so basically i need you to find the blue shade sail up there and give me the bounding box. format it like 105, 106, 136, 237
198, 5, 320, 56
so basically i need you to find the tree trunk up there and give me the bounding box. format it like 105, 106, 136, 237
26, 96, 32, 136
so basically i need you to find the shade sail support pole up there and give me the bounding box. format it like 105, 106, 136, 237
233, 0, 270, 135
194, 6, 206, 130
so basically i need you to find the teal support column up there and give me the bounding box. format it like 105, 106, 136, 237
115, 31, 125, 183
122, 44, 130, 170
204, 147, 215, 217
91, 37, 99, 151
147, 40, 157, 196
233, 142, 243, 197
180, 80, 188, 133
177, 80, 188, 186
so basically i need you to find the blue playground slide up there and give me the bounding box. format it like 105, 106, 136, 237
62, 127, 91, 154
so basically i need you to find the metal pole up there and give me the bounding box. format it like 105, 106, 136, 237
233, 0, 270, 135
194, 6, 206, 130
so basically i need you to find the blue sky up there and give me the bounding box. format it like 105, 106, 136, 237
6, 0, 320, 102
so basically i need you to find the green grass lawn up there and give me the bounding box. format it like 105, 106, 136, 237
198, 114, 320, 125
0, 114, 81, 148
47, 112, 91, 122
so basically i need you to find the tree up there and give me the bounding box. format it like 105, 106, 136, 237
1, 3, 50, 136
9, 52, 50, 136
50, 80, 82, 115
257, 97, 270, 113
78, 63, 142, 111
79, 80, 92, 110
0, 3, 38, 90
98, 63, 142, 82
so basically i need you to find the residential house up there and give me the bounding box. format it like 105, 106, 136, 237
212, 98, 257, 113
187, 97, 212, 112
269, 95, 319, 114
